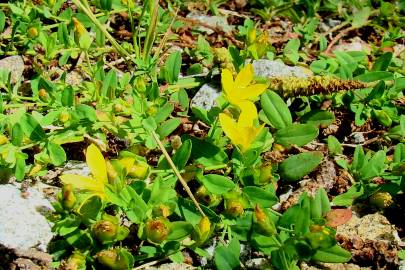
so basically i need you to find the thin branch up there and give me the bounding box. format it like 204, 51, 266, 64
151, 131, 206, 217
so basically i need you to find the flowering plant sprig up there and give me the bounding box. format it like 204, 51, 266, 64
219, 101, 264, 153
221, 64, 268, 107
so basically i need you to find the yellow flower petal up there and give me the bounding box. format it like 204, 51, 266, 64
238, 84, 268, 101
118, 157, 135, 174
86, 144, 108, 184
60, 174, 104, 194
219, 113, 242, 147
235, 64, 254, 88
221, 68, 234, 98
237, 101, 257, 128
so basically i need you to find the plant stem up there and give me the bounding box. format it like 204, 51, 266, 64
151, 131, 206, 217
71, 0, 134, 64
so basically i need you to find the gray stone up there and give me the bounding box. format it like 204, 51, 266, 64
252, 59, 311, 78
190, 84, 221, 111
0, 56, 24, 84
0, 184, 54, 251
63, 161, 91, 176
333, 37, 371, 54
337, 213, 398, 243
186, 13, 233, 35
149, 263, 195, 270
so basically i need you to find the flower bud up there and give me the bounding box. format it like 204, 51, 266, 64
369, 191, 394, 209
306, 225, 335, 249
134, 76, 146, 93
38, 88, 48, 101
59, 111, 70, 123
195, 186, 222, 207
145, 217, 172, 244
63, 252, 86, 270
114, 103, 123, 113
253, 204, 276, 236
257, 162, 274, 185
106, 160, 119, 184
96, 248, 133, 270
152, 204, 172, 218
92, 219, 118, 244
224, 199, 245, 218
146, 105, 157, 116
61, 184, 76, 210
27, 27, 39, 38
247, 28, 257, 44
72, 17, 86, 38
171, 135, 182, 151
193, 216, 211, 245
127, 160, 150, 180
0, 135, 8, 145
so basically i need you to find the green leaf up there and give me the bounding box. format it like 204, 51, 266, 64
312, 245, 351, 263
372, 52, 393, 71
154, 102, 174, 123
352, 6, 371, 28
327, 135, 343, 155
332, 184, 364, 206
301, 110, 335, 127
283, 39, 300, 65
261, 90, 292, 129
61, 87, 74, 107
14, 153, 26, 181
20, 113, 46, 141
164, 51, 182, 84
77, 195, 102, 220
243, 186, 278, 208
202, 174, 236, 195
393, 143, 405, 163
74, 104, 97, 122
214, 241, 241, 270
55, 215, 81, 236
0, 10, 5, 32
279, 152, 323, 181
157, 118, 181, 138
358, 150, 386, 180
355, 71, 393, 82
167, 221, 193, 241
172, 139, 192, 170
47, 142, 66, 166
11, 123, 23, 146
185, 135, 228, 166
275, 123, 319, 147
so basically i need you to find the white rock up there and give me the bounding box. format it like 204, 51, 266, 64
0, 56, 24, 84
252, 59, 311, 78
190, 84, 221, 111
0, 184, 54, 251
186, 13, 233, 35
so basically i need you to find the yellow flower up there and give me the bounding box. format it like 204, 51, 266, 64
219, 101, 264, 152
60, 144, 108, 201
221, 64, 268, 106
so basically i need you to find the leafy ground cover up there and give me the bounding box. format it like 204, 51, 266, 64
0, 0, 404, 269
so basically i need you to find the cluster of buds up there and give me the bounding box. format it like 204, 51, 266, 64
96, 248, 133, 270
61, 252, 86, 270
192, 216, 212, 245
144, 217, 172, 244
92, 214, 129, 244
195, 186, 222, 207
266, 76, 367, 98
213, 47, 235, 73
60, 184, 76, 210
369, 191, 394, 209
223, 191, 248, 218
304, 225, 336, 250
253, 204, 277, 236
